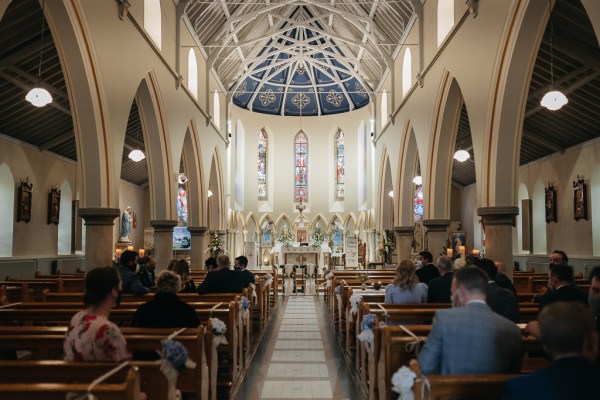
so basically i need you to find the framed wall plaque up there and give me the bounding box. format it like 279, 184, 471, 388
17, 178, 33, 223
545, 185, 557, 223
47, 186, 61, 225
573, 176, 587, 221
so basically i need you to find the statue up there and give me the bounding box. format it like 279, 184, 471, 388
119, 206, 132, 243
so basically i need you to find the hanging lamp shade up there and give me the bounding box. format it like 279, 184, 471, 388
541, 89, 568, 111
25, 87, 53, 107
412, 175, 423, 185
128, 149, 145, 162
453, 149, 470, 162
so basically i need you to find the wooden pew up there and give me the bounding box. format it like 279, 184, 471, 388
412, 372, 516, 400
0, 280, 64, 302
0, 361, 143, 400
0, 360, 163, 400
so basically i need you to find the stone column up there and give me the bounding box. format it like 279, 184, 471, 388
188, 226, 208, 270
393, 226, 415, 261
367, 229, 377, 263
150, 220, 178, 272
422, 219, 451, 257
78, 208, 120, 271
478, 207, 519, 280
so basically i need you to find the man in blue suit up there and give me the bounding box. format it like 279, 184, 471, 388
503, 302, 600, 399
418, 267, 522, 375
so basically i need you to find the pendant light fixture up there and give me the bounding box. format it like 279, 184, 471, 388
128, 124, 145, 162
540, 1, 568, 111
453, 149, 470, 162
25, 0, 53, 107
412, 175, 423, 185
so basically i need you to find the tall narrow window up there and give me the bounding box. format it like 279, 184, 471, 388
414, 184, 424, 222
188, 49, 198, 99
213, 90, 221, 129
381, 91, 388, 128
294, 131, 308, 202
437, 0, 454, 47
402, 48, 412, 97
335, 130, 345, 200
144, 0, 162, 49
258, 130, 268, 200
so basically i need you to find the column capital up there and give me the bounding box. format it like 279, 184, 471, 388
422, 219, 451, 232
187, 226, 209, 236
393, 226, 414, 236
150, 220, 178, 232
215, 229, 227, 236
78, 208, 120, 225
477, 207, 519, 226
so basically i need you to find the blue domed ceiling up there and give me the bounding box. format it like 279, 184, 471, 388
184, 1, 417, 117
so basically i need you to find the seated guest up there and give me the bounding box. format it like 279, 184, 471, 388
172, 259, 197, 293
64, 267, 130, 362
416, 250, 440, 285
131, 270, 200, 329
418, 267, 522, 375
197, 255, 244, 294
385, 259, 428, 304
167, 259, 178, 271
205, 257, 218, 272
549, 250, 568, 268
538, 263, 587, 309
234, 255, 255, 287
427, 256, 453, 303
473, 258, 520, 323
503, 302, 600, 399
494, 260, 517, 295
137, 256, 156, 289
118, 250, 150, 295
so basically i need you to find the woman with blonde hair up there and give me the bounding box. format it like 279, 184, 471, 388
384, 259, 428, 304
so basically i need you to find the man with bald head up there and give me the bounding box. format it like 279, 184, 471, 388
427, 256, 454, 303
494, 260, 516, 295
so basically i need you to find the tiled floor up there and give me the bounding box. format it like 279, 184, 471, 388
236, 295, 362, 400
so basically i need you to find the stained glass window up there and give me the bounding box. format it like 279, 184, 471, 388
335, 130, 345, 199
258, 130, 268, 200
414, 184, 424, 222
294, 131, 308, 202
177, 185, 188, 226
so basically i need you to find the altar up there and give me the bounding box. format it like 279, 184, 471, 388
281, 246, 321, 265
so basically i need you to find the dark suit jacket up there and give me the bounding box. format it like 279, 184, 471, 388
131, 292, 200, 328
487, 281, 520, 323
137, 269, 155, 289
239, 269, 255, 287
197, 267, 244, 294
539, 284, 588, 309
416, 263, 440, 285
118, 266, 150, 295
427, 272, 453, 303
181, 278, 197, 293
494, 273, 517, 295
503, 357, 600, 400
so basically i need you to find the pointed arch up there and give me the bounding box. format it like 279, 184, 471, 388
245, 212, 260, 237
327, 213, 344, 232
344, 213, 357, 233
0, 163, 14, 256
309, 213, 327, 232
377, 146, 394, 229
397, 121, 423, 225
258, 213, 274, 227
275, 214, 293, 234
181, 120, 205, 226
207, 148, 225, 230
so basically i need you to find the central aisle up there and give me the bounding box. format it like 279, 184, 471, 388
237, 296, 362, 399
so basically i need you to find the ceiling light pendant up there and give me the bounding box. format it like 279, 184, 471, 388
454, 149, 470, 162
388, 190, 394, 198
128, 149, 145, 162
540, 5, 567, 111
177, 173, 188, 184
412, 175, 423, 185
26, 0, 53, 108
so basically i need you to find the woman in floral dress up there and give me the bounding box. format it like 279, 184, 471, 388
64, 266, 130, 362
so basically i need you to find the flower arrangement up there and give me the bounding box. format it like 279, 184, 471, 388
350, 293, 362, 315
309, 225, 326, 247
356, 272, 369, 284
263, 273, 273, 286
358, 313, 378, 352
360, 313, 376, 332
206, 232, 227, 258
278, 226, 293, 247
210, 317, 227, 336
334, 285, 341, 295
391, 365, 417, 398
241, 296, 250, 310
378, 230, 393, 257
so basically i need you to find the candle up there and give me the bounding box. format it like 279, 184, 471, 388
447, 249, 453, 257
458, 246, 466, 256
127, 245, 134, 251
472, 249, 480, 257
139, 249, 145, 257
115, 248, 122, 257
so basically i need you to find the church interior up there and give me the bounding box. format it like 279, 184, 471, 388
0, 0, 599, 398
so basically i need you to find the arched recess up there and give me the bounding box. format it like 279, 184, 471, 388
397, 122, 421, 225
234, 211, 246, 255
181, 120, 205, 227
327, 214, 344, 232
357, 121, 368, 209
0, 163, 14, 256
44, 1, 118, 207
207, 150, 225, 230
592, 164, 600, 255
532, 180, 547, 254
275, 214, 293, 235
344, 213, 357, 234
245, 212, 259, 242
426, 73, 463, 219
309, 214, 327, 232
482, 0, 551, 207
234, 120, 245, 210
516, 183, 530, 254
58, 180, 73, 255
377, 148, 394, 230
136, 75, 174, 220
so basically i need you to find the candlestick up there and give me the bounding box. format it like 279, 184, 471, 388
472, 249, 480, 257
447, 248, 453, 257
458, 245, 466, 256
115, 248, 122, 257
127, 245, 134, 251
139, 249, 145, 257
